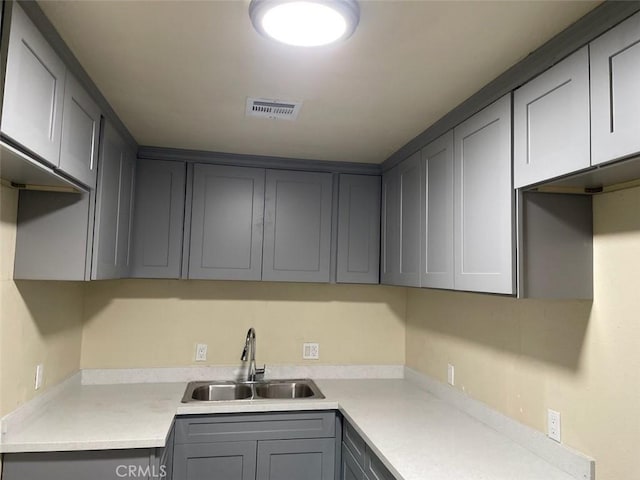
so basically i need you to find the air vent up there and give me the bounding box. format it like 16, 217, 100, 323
246, 97, 302, 120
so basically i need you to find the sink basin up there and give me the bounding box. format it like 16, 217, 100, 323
190, 383, 253, 401
182, 379, 324, 402
254, 381, 316, 399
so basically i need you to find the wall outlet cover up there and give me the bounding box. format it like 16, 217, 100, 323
195, 343, 208, 362
303, 343, 320, 360
35, 364, 44, 390
547, 409, 561, 443
447, 363, 455, 386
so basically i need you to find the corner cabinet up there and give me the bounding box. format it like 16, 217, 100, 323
173, 412, 336, 480
336, 174, 380, 284
1, 3, 66, 165
380, 152, 420, 287
513, 46, 590, 187
453, 94, 514, 295
420, 130, 454, 290
262, 170, 333, 283
590, 10, 640, 166
92, 120, 136, 280
130, 159, 186, 279
187, 164, 265, 281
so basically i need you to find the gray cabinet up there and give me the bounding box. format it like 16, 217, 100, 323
397, 152, 421, 287
380, 166, 400, 285
174, 412, 336, 480
453, 94, 514, 295
2, 448, 166, 480
336, 174, 380, 284
257, 438, 335, 480
92, 120, 135, 280
188, 164, 265, 280
341, 421, 395, 480
174, 442, 257, 480
262, 169, 333, 283
342, 443, 365, 480
131, 159, 186, 279
514, 46, 590, 187
591, 11, 640, 166
59, 72, 102, 188
380, 152, 420, 288
1, 3, 66, 165
420, 131, 454, 290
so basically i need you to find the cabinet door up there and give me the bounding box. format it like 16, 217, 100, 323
1, 3, 66, 165
130, 159, 186, 278
92, 121, 135, 279
59, 73, 102, 188
256, 438, 335, 480
342, 443, 365, 480
336, 174, 380, 284
453, 94, 514, 294
173, 442, 257, 480
380, 167, 399, 285
262, 170, 332, 283
420, 131, 454, 289
514, 46, 590, 187
397, 152, 421, 287
591, 11, 640, 166
188, 164, 265, 280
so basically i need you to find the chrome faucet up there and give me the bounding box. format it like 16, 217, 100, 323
240, 328, 265, 382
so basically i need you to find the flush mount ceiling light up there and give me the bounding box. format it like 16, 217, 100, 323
249, 0, 360, 47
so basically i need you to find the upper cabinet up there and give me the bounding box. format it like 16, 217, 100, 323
453, 94, 514, 295
380, 152, 421, 287
591, 11, 640, 166
420, 131, 454, 290
92, 121, 136, 280
1, 3, 66, 165
336, 174, 380, 284
262, 170, 332, 283
513, 47, 590, 188
59, 73, 102, 188
188, 164, 265, 281
130, 159, 186, 279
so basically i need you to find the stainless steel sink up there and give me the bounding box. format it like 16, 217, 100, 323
182, 379, 324, 402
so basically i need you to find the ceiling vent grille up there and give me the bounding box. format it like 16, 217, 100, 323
246, 97, 302, 120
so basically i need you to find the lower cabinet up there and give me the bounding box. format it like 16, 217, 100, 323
341, 421, 396, 480
173, 412, 337, 480
174, 441, 257, 480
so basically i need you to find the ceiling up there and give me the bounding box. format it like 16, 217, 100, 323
38, 0, 599, 164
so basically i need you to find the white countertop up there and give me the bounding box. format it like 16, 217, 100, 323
0, 377, 579, 480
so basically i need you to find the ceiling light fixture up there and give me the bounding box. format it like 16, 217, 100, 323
249, 0, 360, 47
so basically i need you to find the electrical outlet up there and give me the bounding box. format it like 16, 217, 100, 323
547, 409, 561, 443
195, 343, 208, 362
35, 364, 44, 390
447, 364, 455, 386
303, 343, 319, 360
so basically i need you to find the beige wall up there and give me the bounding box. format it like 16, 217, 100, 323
81, 280, 406, 368
405, 186, 640, 480
0, 185, 84, 417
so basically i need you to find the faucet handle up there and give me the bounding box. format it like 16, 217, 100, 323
255, 364, 266, 381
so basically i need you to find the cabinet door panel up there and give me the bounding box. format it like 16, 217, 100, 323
420, 131, 454, 289
174, 442, 257, 480
257, 438, 335, 480
514, 46, 590, 187
397, 152, 421, 287
454, 94, 514, 294
116, 147, 135, 275
262, 170, 332, 282
380, 167, 399, 285
188, 164, 264, 280
1, 3, 66, 165
337, 174, 380, 284
59, 73, 102, 188
131, 160, 185, 278
591, 11, 640, 165
342, 443, 365, 480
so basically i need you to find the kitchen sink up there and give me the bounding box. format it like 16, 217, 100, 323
182, 379, 324, 402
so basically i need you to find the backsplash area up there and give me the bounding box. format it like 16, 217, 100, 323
406, 186, 640, 480
81, 280, 407, 368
